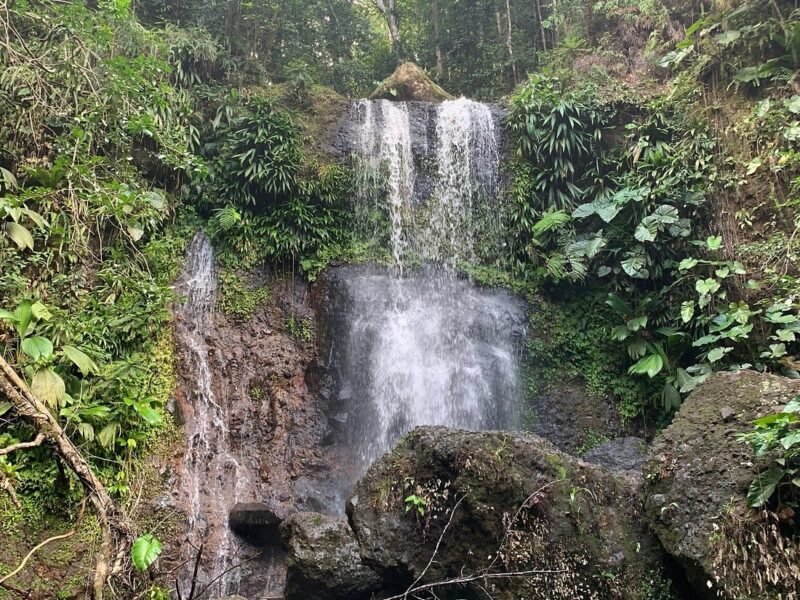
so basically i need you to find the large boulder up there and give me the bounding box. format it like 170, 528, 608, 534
347, 427, 665, 599
369, 62, 454, 102
280, 512, 381, 600
644, 371, 800, 599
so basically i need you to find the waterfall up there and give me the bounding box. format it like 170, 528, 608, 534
353, 97, 501, 268
330, 97, 523, 490
354, 100, 415, 269
176, 232, 255, 596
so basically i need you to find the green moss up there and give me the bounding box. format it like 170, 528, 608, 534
217, 269, 270, 318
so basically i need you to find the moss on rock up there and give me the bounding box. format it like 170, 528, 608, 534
644, 371, 800, 599
369, 62, 454, 102
347, 427, 666, 599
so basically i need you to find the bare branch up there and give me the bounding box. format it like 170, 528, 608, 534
384, 480, 569, 600
0, 531, 76, 586
404, 494, 467, 598
0, 433, 45, 456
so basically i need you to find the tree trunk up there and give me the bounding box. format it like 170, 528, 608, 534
535, 0, 548, 52
432, 0, 444, 80
375, 0, 402, 59
504, 0, 518, 84
0, 356, 133, 600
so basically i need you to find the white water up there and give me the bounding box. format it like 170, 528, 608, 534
423, 99, 500, 264
333, 97, 523, 482
177, 232, 255, 597
354, 100, 415, 270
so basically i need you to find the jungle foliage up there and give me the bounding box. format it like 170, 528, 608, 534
507, 0, 800, 423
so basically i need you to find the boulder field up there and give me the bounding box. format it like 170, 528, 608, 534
274, 371, 800, 600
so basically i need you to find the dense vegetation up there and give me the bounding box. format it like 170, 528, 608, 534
0, 0, 798, 596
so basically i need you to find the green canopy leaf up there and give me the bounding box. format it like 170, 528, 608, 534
62, 345, 99, 376
21, 336, 54, 361
131, 534, 162, 571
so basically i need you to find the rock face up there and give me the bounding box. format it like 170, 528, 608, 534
644, 371, 800, 599
584, 437, 647, 473
281, 512, 381, 600
347, 427, 664, 600
369, 62, 453, 102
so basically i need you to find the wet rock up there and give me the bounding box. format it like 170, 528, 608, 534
281, 512, 381, 600
525, 377, 625, 454
583, 437, 647, 473
369, 62, 453, 102
228, 502, 283, 544
645, 371, 800, 599
348, 426, 663, 599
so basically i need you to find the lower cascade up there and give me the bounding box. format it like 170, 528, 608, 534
326, 265, 526, 492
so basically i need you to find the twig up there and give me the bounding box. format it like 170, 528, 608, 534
384, 480, 569, 600
192, 551, 264, 600
0, 433, 45, 456
404, 494, 467, 598
0, 531, 76, 585
186, 542, 203, 600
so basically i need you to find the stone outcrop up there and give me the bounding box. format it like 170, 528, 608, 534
228, 502, 284, 544
369, 62, 453, 102
644, 371, 800, 599
584, 437, 647, 473
347, 426, 664, 599
280, 512, 381, 600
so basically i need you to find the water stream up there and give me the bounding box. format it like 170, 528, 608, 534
176, 233, 259, 597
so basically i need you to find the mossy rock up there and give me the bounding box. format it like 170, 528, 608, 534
644, 371, 800, 599
347, 427, 665, 599
280, 512, 381, 600
369, 62, 454, 102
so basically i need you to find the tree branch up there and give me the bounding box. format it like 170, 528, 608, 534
0, 531, 76, 586
0, 433, 45, 456
0, 355, 134, 600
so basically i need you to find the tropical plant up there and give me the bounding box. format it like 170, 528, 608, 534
739, 397, 800, 509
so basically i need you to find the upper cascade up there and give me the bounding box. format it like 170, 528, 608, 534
352, 97, 501, 269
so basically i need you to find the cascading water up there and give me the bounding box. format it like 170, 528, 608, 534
328, 98, 524, 491
176, 233, 258, 597
354, 99, 415, 268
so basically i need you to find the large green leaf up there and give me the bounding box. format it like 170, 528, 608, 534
131, 534, 162, 571
680, 301, 695, 324
621, 254, 649, 279
31, 368, 66, 409
21, 336, 54, 361
30, 301, 52, 321
713, 30, 741, 45
4, 222, 34, 250
13, 301, 33, 338
628, 353, 664, 378
780, 431, 800, 450
98, 423, 120, 449
746, 466, 784, 508
707, 346, 731, 363
62, 345, 99, 376
635, 217, 659, 242
134, 402, 162, 426
695, 278, 720, 296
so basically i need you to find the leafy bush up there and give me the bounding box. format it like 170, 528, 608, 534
739, 397, 800, 509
